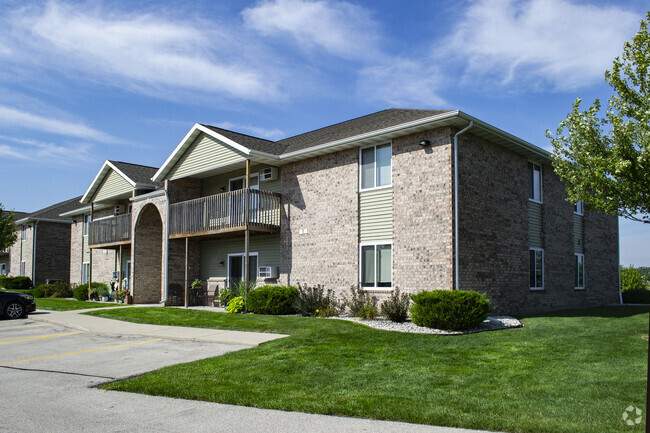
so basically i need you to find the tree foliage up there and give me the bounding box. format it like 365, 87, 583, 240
548, 12, 650, 223
0, 203, 18, 251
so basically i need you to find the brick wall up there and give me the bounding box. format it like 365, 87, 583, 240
32, 222, 71, 285
69, 218, 84, 285
457, 132, 620, 314
9, 225, 33, 280
392, 127, 454, 295
279, 147, 359, 296
132, 197, 166, 303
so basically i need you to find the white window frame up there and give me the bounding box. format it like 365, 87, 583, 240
83, 214, 91, 237
574, 200, 584, 215
226, 252, 259, 287
81, 262, 90, 284
359, 143, 392, 192
529, 248, 544, 290
20, 225, 26, 241
20, 261, 25, 277
575, 253, 585, 290
359, 242, 393, 291
528, 162, 542, 204
0, 263, 6, 275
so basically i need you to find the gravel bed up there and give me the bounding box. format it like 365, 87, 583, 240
333, 315, 522, 335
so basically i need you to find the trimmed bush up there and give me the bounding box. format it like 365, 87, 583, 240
622, 287, 650, 304
380, 288, 410, 323
621, 265, 648, 291
32, 282, 73, 298
410, 290, 490, 331
73, 285, 89, 301
293, 284, 343, 317
247, 285, 298, 315
1, 276, 33, 291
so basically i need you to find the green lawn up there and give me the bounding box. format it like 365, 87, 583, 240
35, 298, 127, 311
86, 306, 649, 433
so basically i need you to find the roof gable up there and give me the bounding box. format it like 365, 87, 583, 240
81, 160, 159, 204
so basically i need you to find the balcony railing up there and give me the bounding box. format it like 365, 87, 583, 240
89, 213, 132, 247
169, 189, 281, 238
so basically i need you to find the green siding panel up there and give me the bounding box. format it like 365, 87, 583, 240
200, 234, 280, 280
359, 188, 393, 242
574, 213, 584, 253
201, 165, 281, 196
528, 201, 543, 249
94, 170, 133, 202
169, 133, 248, 180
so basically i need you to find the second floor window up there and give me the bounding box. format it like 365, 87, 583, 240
20, 225, 26, 241
83, 214, 90, 236
528, 162, 542, 202
360, 144, 391, 190
574, 200, 584, 215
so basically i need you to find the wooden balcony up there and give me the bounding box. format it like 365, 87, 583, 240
89, 213, 132, 248
169, 189, 281, 238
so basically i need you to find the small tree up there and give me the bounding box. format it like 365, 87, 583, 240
547, 12, 650, 223
0, 203, 18, 251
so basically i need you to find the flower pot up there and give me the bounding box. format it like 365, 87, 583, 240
101, 296, 109, 302
125, 295, 133, 304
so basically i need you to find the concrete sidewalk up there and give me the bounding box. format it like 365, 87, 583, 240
29, 307, 288, 346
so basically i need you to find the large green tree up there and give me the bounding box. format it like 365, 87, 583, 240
0, 203, 18, 251
548, 12, 650, 223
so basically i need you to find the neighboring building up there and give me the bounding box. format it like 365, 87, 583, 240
0, 211, 29, 276
78, 109, 620, 314
74, 160, 160, 289
8, 198, 84, 286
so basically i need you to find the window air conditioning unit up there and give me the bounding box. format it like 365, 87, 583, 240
259, 167, 278, 182
114, 205, 126, 215
258, 266, 278, 278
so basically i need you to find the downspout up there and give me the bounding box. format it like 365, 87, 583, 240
453, 121, 474, 291
160, 186, 170, 304
31, 221, 38, 284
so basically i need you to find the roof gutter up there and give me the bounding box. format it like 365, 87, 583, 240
15, 217, 73, 225
160, 186, 170, 305
453, 121, 474, 291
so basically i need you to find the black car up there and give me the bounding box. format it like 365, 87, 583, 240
0, 291, 36, 319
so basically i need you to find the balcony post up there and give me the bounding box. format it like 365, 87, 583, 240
89, 203, 93, 294
184, 236, 189, 308
244, 159, 250, 291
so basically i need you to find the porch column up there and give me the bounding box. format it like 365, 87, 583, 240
244, 159, 250, 295
184, 236, 189, 308
118, 244, 123, 296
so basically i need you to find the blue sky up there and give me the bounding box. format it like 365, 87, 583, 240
0, 0, 648, 265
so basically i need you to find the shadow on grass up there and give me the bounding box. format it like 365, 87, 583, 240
520, 304, 650, 320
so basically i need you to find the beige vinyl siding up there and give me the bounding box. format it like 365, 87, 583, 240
359, 188, 393, 242
528, 201, 543, 249
94, 170, 133, 202
201, 165, 281, 196
573, 213, 584, 253
168, 133, 248, 181
200, 234, 280, 280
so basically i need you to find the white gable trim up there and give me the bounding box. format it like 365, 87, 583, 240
153, 123, 259, 182
81, 160, 153, 204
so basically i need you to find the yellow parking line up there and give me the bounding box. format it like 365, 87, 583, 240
0, 339, 162, 366
0, 331, 85, 344
0, 324, 50, 331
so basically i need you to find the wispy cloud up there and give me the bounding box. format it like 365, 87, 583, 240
0, 105, 118, 143
0, 135, 92, 164
213, 121, 286, 141
446, 0, 640, 91
242, 0, 381, 61
4, 1, 282, 102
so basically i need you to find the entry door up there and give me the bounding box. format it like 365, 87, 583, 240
228, 254, 258, 288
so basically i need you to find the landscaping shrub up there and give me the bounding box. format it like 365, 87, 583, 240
226, 296, 245, 313
410, 290, 490, 331
32, 282, 73, 298
343, 286, 378, 320
293, 284, 343, 317
73, 282, 110, 301
219, 287, 235, 306
246, 285, 299, 315
621, 265, 648, 291
380, 288, 410, 323
622, 287, 650, 304
1, 276, 33, 291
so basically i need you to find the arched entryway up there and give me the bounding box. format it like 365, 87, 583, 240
133, 204, 163, 303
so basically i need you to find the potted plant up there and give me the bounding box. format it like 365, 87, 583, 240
98, 287, 109, 302
191, 279, 203, 289
219, 287, 234, 307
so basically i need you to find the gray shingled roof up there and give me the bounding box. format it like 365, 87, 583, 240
200, 109, 453, 156
19, 196, 85, 223
276, 109, 453, 154
200, 125, 287, 155
109, 161, 161, 186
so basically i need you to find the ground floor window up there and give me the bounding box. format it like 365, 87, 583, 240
0, 263, 6, 275
20, 261, 25, 277
81, 262, 90, 284
360, 243, 391, 289
575, 254, 585, 289
529, 249, 543, 290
